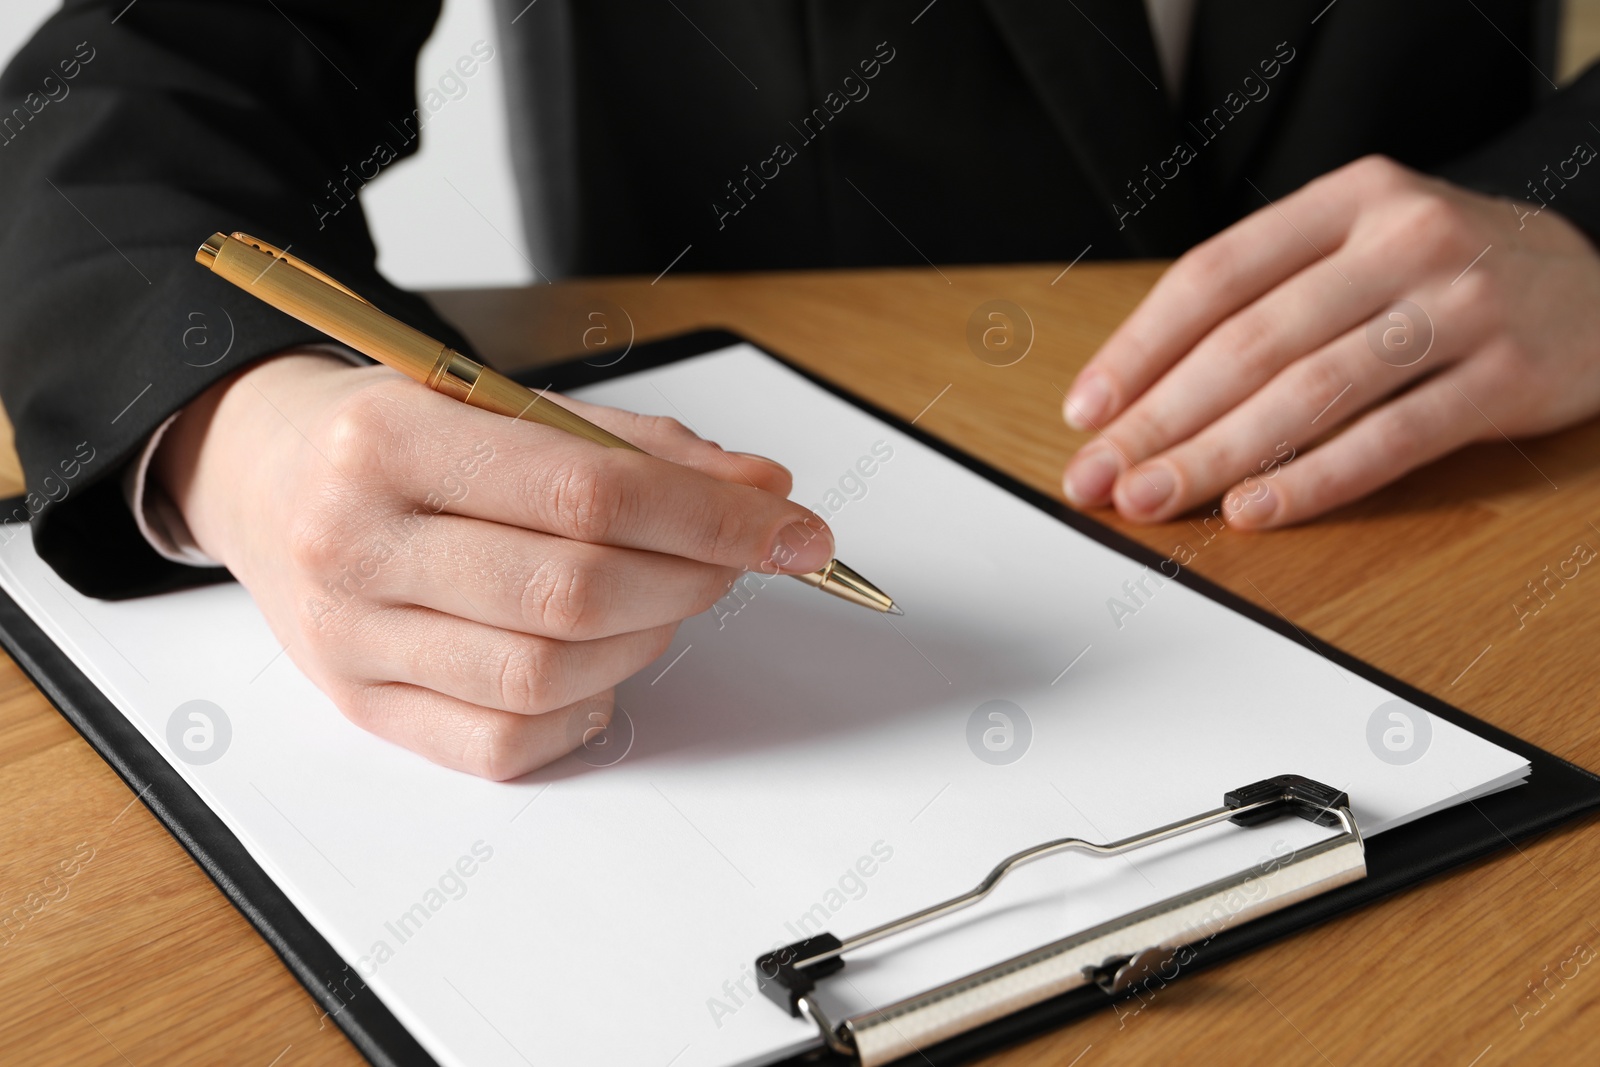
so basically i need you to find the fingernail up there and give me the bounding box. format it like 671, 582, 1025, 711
732, 451, 791, 478
1121, 465, 1176, 515
770, 519, 834, 574
1063, 448, 1119, 506
1065, 375, 1110, 431
1230, 484, 1278, 527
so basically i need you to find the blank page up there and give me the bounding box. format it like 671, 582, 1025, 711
0, 344, 1527, 1067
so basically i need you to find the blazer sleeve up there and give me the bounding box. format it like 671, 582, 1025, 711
0, 0, 476, 599
1437, 63, 1600, 245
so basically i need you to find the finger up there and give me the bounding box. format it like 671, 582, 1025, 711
1222, 362, 1490, 529
1065, 162, 1379, 430
367, 513, 736, 640
1088, 247, 1392, 471
1065, 246, 1381, 507
1109, 313, 1450, 522
552, 395, 794, 497
352, 605, 674, 715
1063, 254, 1377, 509
340, 682, 615, 780
343, 388, 833, 572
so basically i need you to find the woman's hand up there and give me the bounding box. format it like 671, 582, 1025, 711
1061, 155, 1600, 526
155, 351, 831, 779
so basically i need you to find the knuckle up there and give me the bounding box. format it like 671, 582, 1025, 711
490, 637, 558, 713
701, 503, 752, 564
332, 681, 385, 735
1351, 153, 1395, 178
1402, 195, 1470, 246
1368, 409, 1423, 461
696, 566, 740, 615
1360, 194, 1470, 273
460, 715, 529, 781
294, 581, 357, 646
321, 390, 396, 478
644, 414, 696, 441
547, 459, 625, 543
1169, 239, 1233, 298
525, 555, 610, 638
1214, 312, 1278, 375
1489, 334, 1535, 376
1450, 268, 1504, 325
1348, 154, 1408, 192
1294, 355, 1353, 409
284, 497, 351, 574
1476, 341, 1542, 418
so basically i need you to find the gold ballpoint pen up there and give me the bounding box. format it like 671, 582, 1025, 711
195, 232, 900, 614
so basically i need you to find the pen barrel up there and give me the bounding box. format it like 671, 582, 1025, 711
461, 364, 640, 451
199, 233, 447, 383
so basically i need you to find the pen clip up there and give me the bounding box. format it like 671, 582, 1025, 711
229, 232, 375, 307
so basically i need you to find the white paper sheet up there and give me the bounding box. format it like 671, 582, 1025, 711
0, 344, 1527, 1067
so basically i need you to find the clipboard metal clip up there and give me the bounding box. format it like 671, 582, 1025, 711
754, 774, 1366, 1066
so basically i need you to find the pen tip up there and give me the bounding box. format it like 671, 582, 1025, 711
886, 604, 904, 616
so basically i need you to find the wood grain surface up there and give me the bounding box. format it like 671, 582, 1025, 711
2, 261, 1598, 1067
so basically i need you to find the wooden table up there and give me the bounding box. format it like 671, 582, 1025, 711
3, 262, 1598, 1066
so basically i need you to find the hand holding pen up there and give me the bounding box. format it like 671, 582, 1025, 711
143, 234, 892, 778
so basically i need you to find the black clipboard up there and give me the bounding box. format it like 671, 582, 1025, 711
1, 328, 1596, 1067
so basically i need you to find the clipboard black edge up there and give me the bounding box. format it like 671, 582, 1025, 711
0, 585, 431, 1067
0, 326, 1593, 1067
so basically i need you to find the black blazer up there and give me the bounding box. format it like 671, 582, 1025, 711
0, 0, 1592, 598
